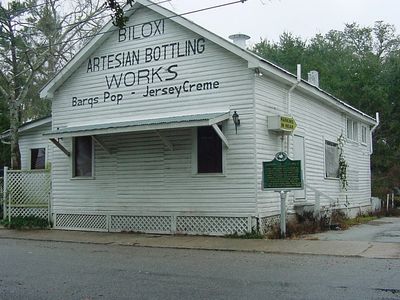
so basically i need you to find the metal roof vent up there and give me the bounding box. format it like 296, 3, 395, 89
229, 33, 250, 49
308, 70, 319, 87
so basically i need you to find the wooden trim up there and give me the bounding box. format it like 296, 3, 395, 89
50, 138, 70, 157
212, 124, 229, 149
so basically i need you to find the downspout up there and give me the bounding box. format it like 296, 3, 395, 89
370, 112, 380, 155
286, 64, 301, 155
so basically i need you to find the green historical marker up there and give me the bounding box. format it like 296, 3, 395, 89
263, 152, 303, 190
263, 152, 303, 239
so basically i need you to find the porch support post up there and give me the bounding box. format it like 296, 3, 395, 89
212, 124, 229, 148
49, 138, 71, 157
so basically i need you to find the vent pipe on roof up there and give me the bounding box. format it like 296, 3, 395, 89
308, 70, 319, 87
229, 33, 250, 49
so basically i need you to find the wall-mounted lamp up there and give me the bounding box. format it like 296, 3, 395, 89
255, 68, 263, 77
232, 111, 240, 134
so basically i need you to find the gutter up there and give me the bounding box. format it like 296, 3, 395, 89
286, 64, 301, 154
370, 112, 380, 155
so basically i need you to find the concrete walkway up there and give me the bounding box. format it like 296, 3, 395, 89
0, 218, 399, 259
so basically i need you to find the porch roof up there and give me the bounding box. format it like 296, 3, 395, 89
44, 111, 230, 138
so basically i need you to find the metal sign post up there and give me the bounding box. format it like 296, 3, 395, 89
279, 190, 288, 238
263, 152, 303, 239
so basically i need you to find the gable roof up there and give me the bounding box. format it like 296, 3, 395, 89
40, 0, 376, 126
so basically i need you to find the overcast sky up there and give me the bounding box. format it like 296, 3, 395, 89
159, 0, 400, 46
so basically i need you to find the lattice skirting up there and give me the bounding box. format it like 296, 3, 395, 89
110, 215, 172, 233
176, 216, 249, 235
54, 213, 253, 235
8, 207, 48, 219
55, 213, 108, 232
259, 215, 280, 234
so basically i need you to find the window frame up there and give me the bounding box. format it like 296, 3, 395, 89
324, 140, 339, 179
361, 125, 367, 144
30, 147, 46, 170
346, 118, 359, 142
192, 126, 226, 176
346, 119, 353, 140
72, 136, 95, 179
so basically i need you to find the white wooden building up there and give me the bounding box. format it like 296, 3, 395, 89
35, 0, 377, 234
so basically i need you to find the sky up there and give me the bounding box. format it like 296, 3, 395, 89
158, 0, 400, 46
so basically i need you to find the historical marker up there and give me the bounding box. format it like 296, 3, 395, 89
263, 152, 303, 190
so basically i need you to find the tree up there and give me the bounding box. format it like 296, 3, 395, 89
0, 0, 105, 169
252, 22, 400, 196
105, 0, 134, 28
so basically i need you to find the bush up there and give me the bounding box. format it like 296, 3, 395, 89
226, 228, 264, 239
267, 212, 330, 239
373, 207, 400, 218
1, 216, 50, 230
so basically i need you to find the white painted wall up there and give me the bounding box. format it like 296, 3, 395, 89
254, 75, 373, 217
51, 7, 257, 217
19, 123, 52, 170
47, 4, 374, 227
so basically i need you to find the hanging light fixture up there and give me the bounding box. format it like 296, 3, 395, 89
232, 111, 240, 134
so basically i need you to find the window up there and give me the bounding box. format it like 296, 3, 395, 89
197, 126, 222, 173
361, 126, 367, 144
325, 140, 339, 178
346, 118, 358, 141
31, 148, 45, 169
73, 136, 93, 177
346, 119, 353, 140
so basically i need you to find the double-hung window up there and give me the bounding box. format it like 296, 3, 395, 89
361, 126, 367, 144
73, 136, 93, 177
325, 140, 339, 178
346, 118, 358, 141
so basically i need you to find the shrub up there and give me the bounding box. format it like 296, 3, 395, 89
1, 216, 50, 230
226, 228, 264, 239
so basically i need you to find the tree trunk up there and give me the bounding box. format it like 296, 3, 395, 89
9, 17, 21, 170
9, 97, 21, 169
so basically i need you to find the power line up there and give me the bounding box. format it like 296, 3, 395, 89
32, 0, 248, 50
27, 0, 174, 33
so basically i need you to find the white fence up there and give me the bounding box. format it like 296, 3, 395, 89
3, 167, 51, 222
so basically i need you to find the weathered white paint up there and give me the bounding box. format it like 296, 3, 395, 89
255, 74, 373, 218
32, 1, 376, 234
50, 7, 257, 223
19, 122, 53, 170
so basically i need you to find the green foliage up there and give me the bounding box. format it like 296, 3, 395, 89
105, 0, 134, 28
252, 21, 400, 196
337, 134, 348, 190
1, 216, 50, 229
226, 228, 264, 239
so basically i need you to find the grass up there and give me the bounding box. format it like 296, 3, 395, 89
343, 215, 377, 227
267, 208, 400, 239
226, 228, 264, 239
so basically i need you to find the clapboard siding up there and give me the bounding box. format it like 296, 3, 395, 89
51, 127, 256, 215
52, 8, 252, 129
19, 123, 52, 170
50, 7, 257, 217
45, 4, 374, 229
254, 76, 287, 215
255, 75, 372, 217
